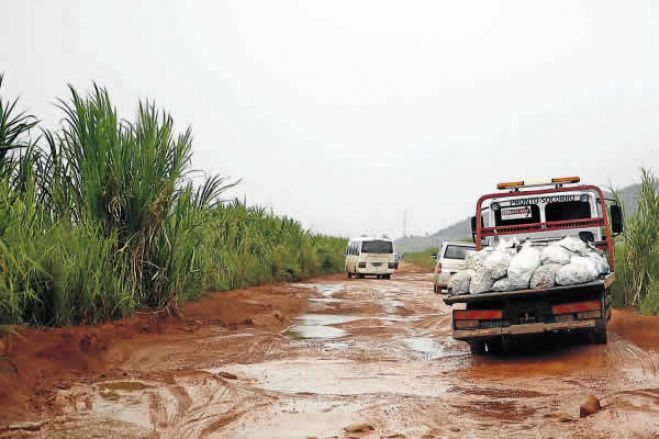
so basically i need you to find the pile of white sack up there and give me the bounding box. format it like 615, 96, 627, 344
447, 236, 610, 295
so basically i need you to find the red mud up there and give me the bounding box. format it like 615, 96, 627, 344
0, 265, 658, 438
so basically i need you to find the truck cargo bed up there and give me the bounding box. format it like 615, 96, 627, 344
443, 273, 615, 305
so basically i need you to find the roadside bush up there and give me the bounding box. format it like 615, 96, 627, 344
613, 169, 659, 314
404, 248, 437, 271
0, 76, 346, 326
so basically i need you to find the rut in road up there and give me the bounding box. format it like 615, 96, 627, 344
8, 267, 659, 438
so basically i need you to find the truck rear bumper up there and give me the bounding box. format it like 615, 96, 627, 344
453, 319, 597, 340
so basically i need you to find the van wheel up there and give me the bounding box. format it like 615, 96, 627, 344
468, 341, 485, 355
588, 328, 608, 344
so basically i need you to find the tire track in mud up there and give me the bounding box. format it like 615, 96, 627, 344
6, 267, 659, 438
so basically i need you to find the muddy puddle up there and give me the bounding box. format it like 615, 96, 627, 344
3, 266, 659, 438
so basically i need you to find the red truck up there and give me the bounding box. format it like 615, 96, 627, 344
443, 177, 623, 354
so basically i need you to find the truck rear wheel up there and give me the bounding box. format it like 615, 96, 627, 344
468, 340, 485, 355
588, 328, 608, 344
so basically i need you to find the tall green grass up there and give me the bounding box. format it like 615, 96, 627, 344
403, 248, 437, 272
612, 169, 659, 314
0, 76, 346, 326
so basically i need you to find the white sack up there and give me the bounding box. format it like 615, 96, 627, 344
530, 264, 562, 289
465, 248, 492, 271
484, 250, 513, 280
469, 270, 494, 294
491, 277, 512, 292
507, 243, 542, 290
585, 250, 610, 275
540, 245, 572, 266
555, 236, 589, 256
555, 257, 599, 286
448, 270, 474, 294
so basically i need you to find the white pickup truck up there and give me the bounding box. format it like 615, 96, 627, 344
432, 241, 476, 294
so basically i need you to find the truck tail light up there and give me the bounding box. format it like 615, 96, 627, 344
552, 300, 601, 315
436, 262, 442, 273
454, 310, 502, 320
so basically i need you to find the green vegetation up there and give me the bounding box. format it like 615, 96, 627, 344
403, 248, 437, 271
0, 76, 345, 327
612, 169, 659, 314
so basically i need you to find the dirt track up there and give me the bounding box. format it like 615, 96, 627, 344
1, 264, 658, 438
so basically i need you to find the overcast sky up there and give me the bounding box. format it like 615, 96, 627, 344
2, 1, 658, 237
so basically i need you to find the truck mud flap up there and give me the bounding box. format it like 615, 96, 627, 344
453, 319, 597, 340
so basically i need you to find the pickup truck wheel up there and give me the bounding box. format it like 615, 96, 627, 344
588, 328, 608, 344
468, 341, 485, 355
385, 274, 391, 280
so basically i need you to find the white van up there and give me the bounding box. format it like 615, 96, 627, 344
345, 237, 397, 279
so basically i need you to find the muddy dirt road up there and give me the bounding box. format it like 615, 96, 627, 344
2, 265, 659, 438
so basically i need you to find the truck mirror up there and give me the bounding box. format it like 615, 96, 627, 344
432, 253, 438, 260
470, 216, 484, 242
610, 204, 623, 235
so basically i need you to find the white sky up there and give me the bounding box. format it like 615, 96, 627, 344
2, 1, 658, 237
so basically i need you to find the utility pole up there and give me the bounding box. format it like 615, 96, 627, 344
402, 210, 407, 237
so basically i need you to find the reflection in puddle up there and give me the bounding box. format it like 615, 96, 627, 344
284, 325, 348, 339
222, 359, 451, 397
401, 337, 445, 359
284, 314, 360, 339
298, 314, 360, 326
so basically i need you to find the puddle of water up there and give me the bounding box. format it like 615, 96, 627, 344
81, 381, 160, 430
400, 337, 468, 361
283, 314, 362, 339
219, 398, 363, 439
401, 337, 445, 359
284, 325, 348, 339
309, 297, 344, 305
298, 314, 361, 326
322, 341, 351, 351
319, 284, 343, 296
98, 381, 153, 392
222, 359, 451, 397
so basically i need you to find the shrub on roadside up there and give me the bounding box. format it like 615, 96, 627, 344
0, 76, 346, 327
612, 169, 659, 314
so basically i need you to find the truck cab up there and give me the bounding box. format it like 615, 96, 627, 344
445, 177, 624, 354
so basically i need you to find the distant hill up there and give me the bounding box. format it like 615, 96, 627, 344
395, 218, 471, 254
395, 183, 644, 255
613, 183, 642, 216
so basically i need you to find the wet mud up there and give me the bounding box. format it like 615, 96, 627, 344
1, 264, 658, 438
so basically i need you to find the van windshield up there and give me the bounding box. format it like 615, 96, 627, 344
361, 240, 393, 254
443, 245, 472, 260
